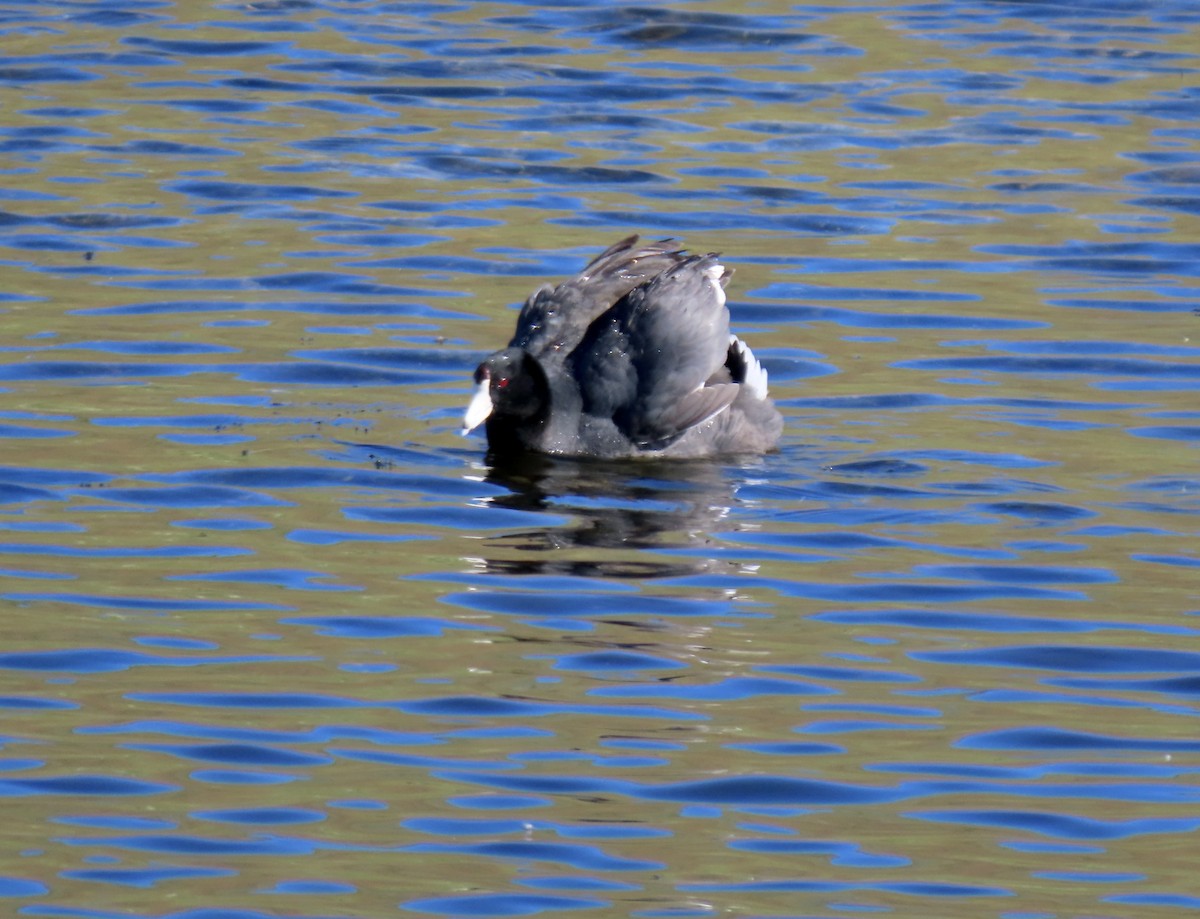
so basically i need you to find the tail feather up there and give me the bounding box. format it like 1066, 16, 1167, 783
729, 335, 769, 399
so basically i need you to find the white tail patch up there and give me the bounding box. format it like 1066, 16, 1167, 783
731, 335, 769, 399
702, 262, 726, 308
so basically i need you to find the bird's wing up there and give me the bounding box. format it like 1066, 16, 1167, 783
572, 253, 738, 448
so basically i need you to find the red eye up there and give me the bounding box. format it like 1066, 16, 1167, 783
497, 377, 509, 389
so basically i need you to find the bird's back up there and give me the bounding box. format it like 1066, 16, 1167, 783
508, 236, 690, 361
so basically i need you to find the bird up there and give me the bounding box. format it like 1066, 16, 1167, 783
463, 235, 783, 459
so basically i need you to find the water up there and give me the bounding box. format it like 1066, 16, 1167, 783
2, 1, 1199, 917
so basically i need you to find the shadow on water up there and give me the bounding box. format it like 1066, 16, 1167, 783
476, 451, 754, 580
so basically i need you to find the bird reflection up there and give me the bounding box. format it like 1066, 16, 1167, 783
466, 451, 764, 581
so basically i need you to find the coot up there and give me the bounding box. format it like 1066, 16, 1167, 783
464, 236, 782, 459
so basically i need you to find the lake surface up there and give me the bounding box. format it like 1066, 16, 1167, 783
2, 1, 1199, 917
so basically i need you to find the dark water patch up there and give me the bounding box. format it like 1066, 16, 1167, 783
0, 467, 120, 489
0, 65, 98, 84
0, 648, 310, 674
80, 484, 291, 509
123, 742, 332, 767
254, 271, 448, 297
59, 865, 237, 889
829, 458, 927, 477
0, 423, 72, 439
275, 56, 594, 82
59, 833, 315, 856
19, 104, 113, 117
283, 616, 496, 638
126, 692, 370, 709
813, 609, 1138, 634
976, 501, 1095, 522
972, 687, 1182, 713
443, 588, 735, 619
553, 651, 685, 673
0, 484, 69, 505
959, 727, 1200, 753
36, 340, 235, 357
727, 741, 845, 756
241, 360, 451, 386
915, 644, 1200, 673
418, 154, 667, 187
0, 360, 205, 382
0, 775, 174, 797
911, 563, 1116, 584
908, 809, 1200, 841
978, 238, 1200, 266
1129, 424, 1200, 442
0, 234, 108, 253
1129, 165, 1200, 186
879, 761, 1193, 781
286, 532, 436, 547
93, 139, 238, 158
166, 179, 357, 203
962, 338, 1200, 360
722, 530, 946, 561
436, 770, 900, 807
151, 97, 268, 114
642, 775, 900, 806
1130, 195, 1200, 216
190, 769, 300, 787
68, 8, 168, 28
806, 478, 937, 500
0, 878, 47, 902
1050, 675, 1200, 699
122, 36, 285, 57
1130, 553, 1200, 569
42, 213, 185, 231
0, 696, 77, 711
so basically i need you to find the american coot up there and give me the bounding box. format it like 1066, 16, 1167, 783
463, 236, 783, 459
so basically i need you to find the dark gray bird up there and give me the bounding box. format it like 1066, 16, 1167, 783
463, 236, 783, 459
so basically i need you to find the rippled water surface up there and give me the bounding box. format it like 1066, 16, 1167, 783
3, 1, 1199, 917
